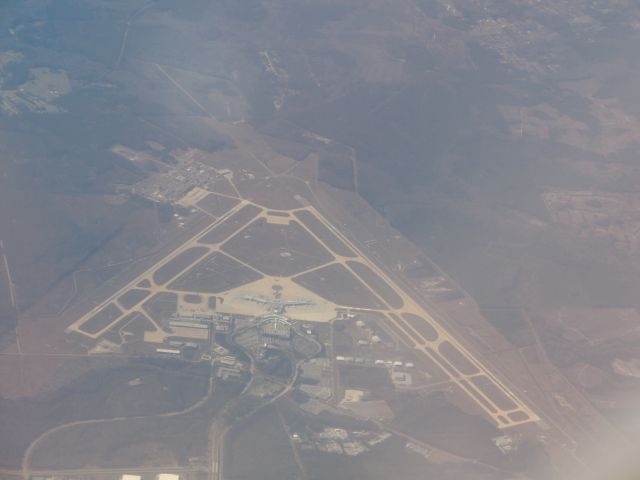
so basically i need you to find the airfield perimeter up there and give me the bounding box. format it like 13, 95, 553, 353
66, 183, 538, 430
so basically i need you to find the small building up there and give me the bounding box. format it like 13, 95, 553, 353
157, 474, 180, 480
122, 475, 142, 480
217, 355, 237, 366
156, 348, 181, 356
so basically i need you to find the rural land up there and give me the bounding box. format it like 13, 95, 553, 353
3, 2, 640, 480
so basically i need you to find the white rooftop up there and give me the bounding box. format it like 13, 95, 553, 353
122, 475, 142, 480
157, 474, 179, 480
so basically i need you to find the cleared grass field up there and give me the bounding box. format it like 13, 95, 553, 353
152, 246, 209, 285
198, 204, 262, 245
78, 303, 122, 335
196, 192, 240, 217
293, 263, 385, 309
221, 218, 334, 276
168, 252, 262, 293
401, 312, 438, 342
347, 260, 404, 308
117, 288, 151, 309
294, 209, 356, 257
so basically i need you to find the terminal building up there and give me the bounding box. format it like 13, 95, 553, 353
260, 314, 292, 339
214, 314, 234, 334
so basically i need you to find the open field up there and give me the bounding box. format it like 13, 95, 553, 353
293, 209, 356, 258
293, 263, 387, 309
0, 360, 210, 469
120, 312, 156, 338
198, 205, 262, 245
401, 313, 438, 342
223, 405, 302, 480
168, 252, 263, 294
195, 193, 240, 218
221, 218, 334, 277
152, 247, 210, 286
142, 292, 178, 325
347, 260, 404, 309
117, 289, 151, 310
28, 379, 244, 470
79, 303, 123, 336
390, 390, 503, 463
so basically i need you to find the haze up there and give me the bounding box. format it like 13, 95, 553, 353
2, 2, 640, 480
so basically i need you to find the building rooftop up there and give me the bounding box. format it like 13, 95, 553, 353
122, 475, 142, 480
157, 474, 180, 480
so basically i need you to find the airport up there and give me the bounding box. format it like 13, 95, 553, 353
65, 188, 538, 431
